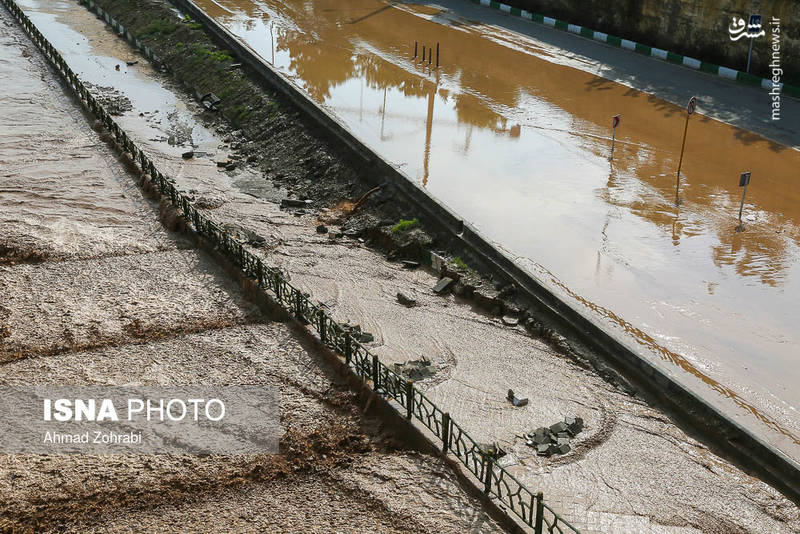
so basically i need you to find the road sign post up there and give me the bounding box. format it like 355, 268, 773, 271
675, 96, 696, 205
609, 114, 620, 161
746, 14, 761, 73
737, 171, 751, 231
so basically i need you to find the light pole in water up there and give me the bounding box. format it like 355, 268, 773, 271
675, 96, 696, 205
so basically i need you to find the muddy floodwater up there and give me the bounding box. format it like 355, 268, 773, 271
184, 0, 800, 458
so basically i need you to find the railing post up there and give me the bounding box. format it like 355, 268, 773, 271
318, 310, 326, 343
405, 381, 413, 419
534, 491, 544, 534
441, 412, 450, 453
273, 272, 281, 301
344, 332, 352, 365
372, 355, 380, 391
294, 290, 302, 318
483, 455, 493, 495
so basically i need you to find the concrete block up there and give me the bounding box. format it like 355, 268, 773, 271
432, 277, 455, 294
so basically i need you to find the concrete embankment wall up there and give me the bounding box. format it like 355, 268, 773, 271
495, 0, 799, 85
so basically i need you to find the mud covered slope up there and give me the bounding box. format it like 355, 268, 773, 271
0, 9, 503, 533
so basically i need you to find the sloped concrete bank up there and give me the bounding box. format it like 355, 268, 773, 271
82, 0, 799, 506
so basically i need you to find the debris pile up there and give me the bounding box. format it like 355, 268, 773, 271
394, 358, 436, 380
524, 416, 583, 457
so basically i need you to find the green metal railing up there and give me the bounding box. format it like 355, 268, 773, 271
0, 0, 580, 531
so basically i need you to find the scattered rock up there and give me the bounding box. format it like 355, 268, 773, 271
181, 150, 194, 160
396, 292, 417, 307
432, 277, 455, 295
225, 162, 236, 171
126, 60, 138, 66
316, 225, 328, 234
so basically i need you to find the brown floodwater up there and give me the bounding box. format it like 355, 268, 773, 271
190, 0, 800, 458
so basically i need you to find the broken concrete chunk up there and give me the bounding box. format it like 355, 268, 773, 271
506, 389, 528, 407
557, 436, 570, 446
565, 416, 584, 436
359, 332, 374, 343
396, 292, 417, 307
200, 92, 221, 111
536, 443, 551, 456
432, 277, 455, 295
431, 252, 445, 273
557, 442, 571, 455
280, 198, 312, 208
501, 315, 519, 326
549, 422, 568, 435
531, 432, 551, 445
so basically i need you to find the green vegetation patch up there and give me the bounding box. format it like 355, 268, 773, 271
392, 218, 420, 233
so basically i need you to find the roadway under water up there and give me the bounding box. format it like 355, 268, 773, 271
189, 0, 799, 458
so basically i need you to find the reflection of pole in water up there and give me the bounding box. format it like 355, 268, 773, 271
359, 75, 364, 122
423, 84, 435, 187
380, 86, 387, 140
463, 124, 473, 155
672, 201, 681, 246
270, 22, 275, 65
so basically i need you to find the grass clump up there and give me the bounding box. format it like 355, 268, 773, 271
140, 19, 177, 37
452, 256, 468, 270
392, 218, 419, 233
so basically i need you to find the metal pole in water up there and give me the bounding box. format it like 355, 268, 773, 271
609, 114, 620, 161
737, 171, 751, 231
675, 96, 696, 205
675, 114, 689, 205
413, 40, 417, 59
436, 42, 439, 68
428, 47, 432, 66
421, 45, 426, 63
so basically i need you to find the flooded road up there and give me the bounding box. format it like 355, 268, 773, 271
190, 0, 800, 458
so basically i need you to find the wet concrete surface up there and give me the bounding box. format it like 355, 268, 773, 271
0, 8, 503, 532
183, 0, 800, 465
21, 2, 800, 530
0, 17, 181, 262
